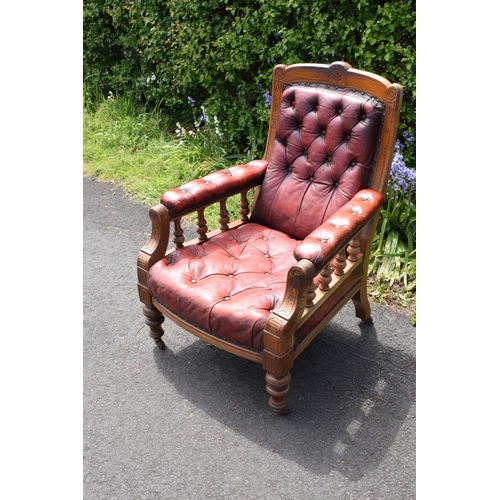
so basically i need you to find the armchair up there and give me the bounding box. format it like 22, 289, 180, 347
137, 62, 403, 414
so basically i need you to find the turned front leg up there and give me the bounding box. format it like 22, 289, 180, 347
143, 305, 166, 349
262, 260, 315, 414
262, 316, 294, 415
265, 371, 292, 415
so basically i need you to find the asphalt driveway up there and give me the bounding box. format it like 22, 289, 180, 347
83, 175, 416, 499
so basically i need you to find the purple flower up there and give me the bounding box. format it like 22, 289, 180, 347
389, 146, 416, 194
402, 131, 415, 144
187, 96, 196, 107
264, 91, 272, 108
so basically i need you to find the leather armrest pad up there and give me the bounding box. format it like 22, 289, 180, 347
293, 189, 384, 268
160, 160, 268, 219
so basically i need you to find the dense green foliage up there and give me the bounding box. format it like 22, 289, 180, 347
84, 1, 416, 316
84, 0, 415, 159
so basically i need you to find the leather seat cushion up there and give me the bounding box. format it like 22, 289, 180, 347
147, 223, 301, 351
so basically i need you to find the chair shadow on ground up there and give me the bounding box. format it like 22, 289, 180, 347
153, 317, 415, 481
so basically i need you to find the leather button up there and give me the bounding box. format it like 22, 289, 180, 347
264, 254, 270, 258
191, 279, 197, 283
309, 177, 314, 181
224, 296, 231, 301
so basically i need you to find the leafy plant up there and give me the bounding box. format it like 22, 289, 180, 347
369, 135, 416, 289
83, 0, 416, 164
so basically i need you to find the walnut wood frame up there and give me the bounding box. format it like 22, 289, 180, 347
137, 62, 403, 414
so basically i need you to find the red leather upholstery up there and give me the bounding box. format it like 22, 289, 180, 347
251, 84, 385, 240
147, 223, 300, 351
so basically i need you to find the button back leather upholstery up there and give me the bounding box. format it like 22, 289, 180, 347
251, 85, 385, 240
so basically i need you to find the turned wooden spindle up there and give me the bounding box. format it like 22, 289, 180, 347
239, 190, 250, 222
306, 280, 316, 307
196, 208, 208, 241
332, 246, 347, 276
173, 218, 185, 248
219, 199, 230, 230
347, 236, 361, 262
318, 261, 333, 291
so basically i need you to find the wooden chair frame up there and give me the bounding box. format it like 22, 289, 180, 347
137, 62, 403, 414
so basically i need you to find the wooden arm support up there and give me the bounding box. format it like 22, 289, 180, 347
262, 259, 316, 374
137, 204, 171, 306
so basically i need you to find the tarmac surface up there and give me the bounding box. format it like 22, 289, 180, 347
83, 175, 416, 499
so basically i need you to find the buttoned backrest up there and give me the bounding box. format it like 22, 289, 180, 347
251, 83, 385, 240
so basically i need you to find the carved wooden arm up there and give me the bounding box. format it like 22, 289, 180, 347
139, 159, 267, 260
137, 160, 268, 306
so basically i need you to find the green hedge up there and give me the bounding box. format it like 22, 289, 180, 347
84, 0, 415, 161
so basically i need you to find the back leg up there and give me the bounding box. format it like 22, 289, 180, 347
352, 282, 373, 323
